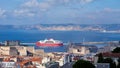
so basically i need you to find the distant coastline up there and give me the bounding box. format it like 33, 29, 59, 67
0, 24, 120, 32
100, 30, 120, 33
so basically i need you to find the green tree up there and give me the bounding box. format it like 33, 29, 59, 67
112, 47, 120, 53
73, 60, 95, 68
102, 58, 116, 68
97, 53, 104, 63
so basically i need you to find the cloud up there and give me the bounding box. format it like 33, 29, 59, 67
12, 0, 96, 17
22, 0, 39, 7
103, 8, 120, 12
21, 0, 96, 10
13, 9, 35, 17
4, 0, 120, 25
83, 8, 120, 24
21, 0, 52, 11
80, 0, 94, 4
0, 8, 6, 18
61, 0, 94, 4
13, 0, 53, 17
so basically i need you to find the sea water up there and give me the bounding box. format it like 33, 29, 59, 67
0, 29, 120, 52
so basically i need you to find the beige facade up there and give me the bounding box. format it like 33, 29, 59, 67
26, 46, 35, 54
0, 46, 10, 55
68, 46, 90, 56
34, 49, 45, 57
16, 46, 27, 56
0, 46, 28, 56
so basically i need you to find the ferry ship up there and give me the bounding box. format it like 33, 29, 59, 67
36, 38, 63, 47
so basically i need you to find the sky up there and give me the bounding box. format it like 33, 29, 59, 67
0, 0, 120, 25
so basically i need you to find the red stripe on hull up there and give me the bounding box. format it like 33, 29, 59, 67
36, 42, 63, 47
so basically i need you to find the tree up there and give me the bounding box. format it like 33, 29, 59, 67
97, 53, 104, 63
73, 60, 95, 68
102, 58, 116, 68
118, 58, 120, 63
117, 58, 120, 68
112, 47, 120, 53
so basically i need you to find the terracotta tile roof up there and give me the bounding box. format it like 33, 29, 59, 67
97, 52, 120, 58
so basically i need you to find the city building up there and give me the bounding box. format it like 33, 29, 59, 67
16, 46, 27, 56
0, 46, 10, 55
46, 62, 59, 68
35, 49, 45, 57
95, 63, 109, 68
5, 41, 20, 46
98, 42, 120, 53
52, 52, 65, 66
87, 45, 98, 53
98, 46, 116, 53
0, 62, 17, 68
26, 46, 35, 56
94, 52, 120, 65
82, 53, 96, 63
68, 45, 90, 56
9, 47, 18, 56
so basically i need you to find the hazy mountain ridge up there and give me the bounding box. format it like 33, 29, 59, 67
0, 24, 120, 31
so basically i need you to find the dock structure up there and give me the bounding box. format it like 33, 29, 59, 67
21, 43, 35, 45
82, 41, 119, 45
